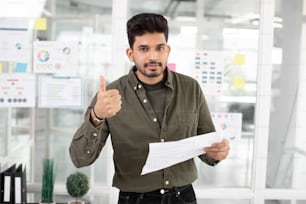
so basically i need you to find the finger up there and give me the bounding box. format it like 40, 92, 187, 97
212, 139, 229, 148
103, 89, 120, 97
205, 144, 229, 152
100, 75, 106, 92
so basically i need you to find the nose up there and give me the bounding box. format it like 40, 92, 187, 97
148, 50, 158, 60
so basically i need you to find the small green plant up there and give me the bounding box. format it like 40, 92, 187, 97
41, 158, 55, 203
66, 172, 89, 204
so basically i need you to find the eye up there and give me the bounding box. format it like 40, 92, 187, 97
139, 47, 148, 52
157, 46, 165, 51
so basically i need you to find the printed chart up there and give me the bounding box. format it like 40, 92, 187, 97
33, 41, 78, 74
194, 50, 224, 95
38, 76, 83, 108
211, 112, 242, 144
0, 74, 35, 107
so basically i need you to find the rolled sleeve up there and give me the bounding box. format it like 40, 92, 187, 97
70, 108, 109, 168
199, 153, 220, 166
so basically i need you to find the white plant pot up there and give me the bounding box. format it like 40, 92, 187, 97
67, 201, 85, 204
40, 202, 56, 204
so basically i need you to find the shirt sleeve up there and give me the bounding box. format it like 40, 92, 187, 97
69, 94, 110, 168
196, 84, 219, 165
199, 153, 220, 166
196, 84, 215, 134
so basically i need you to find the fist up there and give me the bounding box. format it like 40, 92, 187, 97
94, 76, 122, 119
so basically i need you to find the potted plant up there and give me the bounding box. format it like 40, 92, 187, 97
40, 158, 56, 204
66, 172, 89, 204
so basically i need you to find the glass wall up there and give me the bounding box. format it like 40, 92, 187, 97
267, 0, 306, 191
128, 0, 260, 188
1, 0, 306, 203
34, 0, 113, 187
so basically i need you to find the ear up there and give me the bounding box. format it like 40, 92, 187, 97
126, 48, 134, 62
166, 45, 171, 55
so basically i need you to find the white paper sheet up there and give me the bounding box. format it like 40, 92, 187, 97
0, 22, 32, 63
38, 76, 83, 108
0, 74, 35, 107
194, 50, 224, 95
141, 132, 222, 175
33, 41, 78, 74
211, 112, 242, 144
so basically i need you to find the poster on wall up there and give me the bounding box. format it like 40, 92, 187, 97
0, 19, 32, 63
33, 41, 78, 74
211, 112, 242, 144
0, 74, 35, 107
38, 76, 83, 108
194, 50, 224, 95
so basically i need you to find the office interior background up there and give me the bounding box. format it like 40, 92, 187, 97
0, 0, 305, 203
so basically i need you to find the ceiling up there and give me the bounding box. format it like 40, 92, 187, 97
47, 0, 261, 24
0, 0, 264, 28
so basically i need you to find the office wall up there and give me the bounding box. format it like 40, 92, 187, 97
0, 0, 305, 203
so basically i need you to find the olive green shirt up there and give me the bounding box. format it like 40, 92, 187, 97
70, 68, 217, 193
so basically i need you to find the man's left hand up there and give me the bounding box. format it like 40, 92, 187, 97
204, 139, 230, 161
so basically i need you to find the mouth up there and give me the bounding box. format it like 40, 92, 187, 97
144, 62, 162, 70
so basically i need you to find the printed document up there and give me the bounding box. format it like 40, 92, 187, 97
141, 132, 222, 175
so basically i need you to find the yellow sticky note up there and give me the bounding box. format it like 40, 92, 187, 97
0, 63, 2, 73
234, 54, 245, 65
34, 18, 47, 30
233, 77, 245, 89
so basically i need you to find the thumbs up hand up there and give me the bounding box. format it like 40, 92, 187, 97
93, 76, 122, 119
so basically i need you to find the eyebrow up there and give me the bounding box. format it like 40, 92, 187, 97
137, 43, 167, 48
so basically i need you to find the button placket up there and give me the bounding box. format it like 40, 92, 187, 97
134, 82, 159, 127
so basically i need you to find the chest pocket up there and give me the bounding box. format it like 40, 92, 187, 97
166, 111, 198, 140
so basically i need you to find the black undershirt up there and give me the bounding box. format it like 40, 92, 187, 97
141, 78, 167, 124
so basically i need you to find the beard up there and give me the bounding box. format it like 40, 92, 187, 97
136, 61, 165, 78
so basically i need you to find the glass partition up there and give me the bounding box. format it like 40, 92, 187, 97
265, 201, 306, 204
266, 0, 306, 190
40, 0, 113, 186
199, 199, 251, 204
128, 0, 260, 188
1, 0, 306, 203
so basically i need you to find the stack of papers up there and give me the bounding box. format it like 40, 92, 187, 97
141, 132, 222, 175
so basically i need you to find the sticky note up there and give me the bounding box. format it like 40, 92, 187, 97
15, 63, 27, 72
0, 63, 2, 73
233, 77, 245, 89
167, 63, 176, 72
234, 54, 245, 65
34, 18, 47, 30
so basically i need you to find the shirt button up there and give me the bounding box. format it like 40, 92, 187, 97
93, 132, 98, 137
165, 180, 169, 185
138, 84, 142, 89
134, 86, 137, 90
153, 118, 157, 122
143, 99, 147, 103
160, 189, 165, 194
86, 150, 91, 154
161, 139, 165, 142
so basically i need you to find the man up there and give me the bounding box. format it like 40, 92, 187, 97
70, 13, 230, 204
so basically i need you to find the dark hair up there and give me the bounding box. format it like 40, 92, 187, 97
127, 13, 169, 48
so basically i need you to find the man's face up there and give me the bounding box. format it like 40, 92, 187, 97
126, 32, 171, 84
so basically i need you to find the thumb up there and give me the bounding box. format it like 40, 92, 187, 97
100, 75, 106, 92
